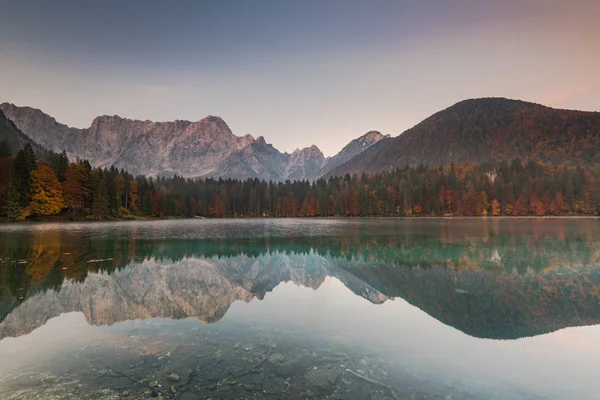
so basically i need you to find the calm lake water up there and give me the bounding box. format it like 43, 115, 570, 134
0, 218, 599, 400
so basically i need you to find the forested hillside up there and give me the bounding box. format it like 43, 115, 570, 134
1, 141, 599, 221
329, 98, 600, 177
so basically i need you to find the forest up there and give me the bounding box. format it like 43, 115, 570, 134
1, 141, 599, 221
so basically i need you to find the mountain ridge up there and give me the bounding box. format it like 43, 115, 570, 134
0, 102, 386, 180
4, 97, 597, 181
328, 97, 600, 177
0, 110, 54, 160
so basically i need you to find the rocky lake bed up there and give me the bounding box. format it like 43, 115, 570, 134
1, 321, 471, 400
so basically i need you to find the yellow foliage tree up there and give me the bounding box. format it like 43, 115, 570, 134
477, 191, 489, 216
491, 199, 501, 216
29, 164, 64, 215
413, 203, 424, 215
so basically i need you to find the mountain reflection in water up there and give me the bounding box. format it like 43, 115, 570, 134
0, 219, 599, 400
1, 219, 599, 340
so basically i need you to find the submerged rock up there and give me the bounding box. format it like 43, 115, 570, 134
305, 366, 340, 393
269, 352, 306, 377
269, 353, 286, 364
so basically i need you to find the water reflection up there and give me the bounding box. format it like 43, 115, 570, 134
1, 219, 599, 340
0, 219, 600, 400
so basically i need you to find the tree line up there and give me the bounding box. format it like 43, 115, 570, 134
1, 141, 600, 221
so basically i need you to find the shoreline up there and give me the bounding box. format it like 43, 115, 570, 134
1, 215, 599, 224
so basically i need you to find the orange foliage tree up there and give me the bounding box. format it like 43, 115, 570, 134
490, 199, 501, 216
29, 163, 64, 216
62, 163, 88, 210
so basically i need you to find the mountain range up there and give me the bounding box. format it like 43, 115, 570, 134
1, 98, 599, 180
0, 102, 387, 180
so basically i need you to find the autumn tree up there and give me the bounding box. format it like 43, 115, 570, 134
490, 199, 501, 216
28, 163, 64, 216
530, 194, 545, 216
477, 191, 489, 216
62, 163, 89, 210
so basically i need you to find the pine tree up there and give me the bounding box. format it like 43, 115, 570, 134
1, 174, 22, 221
334, 194, 345, 216
142, 193, 153, 216
51, 150, 70, 182
91, 172, 109, 219
80, 160, 93, 209
14, 143, 37, 207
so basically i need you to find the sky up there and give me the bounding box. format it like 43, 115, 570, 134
1, 0, 599, 156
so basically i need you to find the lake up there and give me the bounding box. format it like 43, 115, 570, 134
0, 218, 599, 400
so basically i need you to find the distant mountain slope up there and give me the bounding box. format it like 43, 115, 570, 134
0, 110, 53, 159
0, 103, 386, 180
0, 103, 257, 177
0, 103, 85, 157
213, 136, 290, 181
328, 98, 600, 177
215, 132, 386, 181
321, 131, 388, 174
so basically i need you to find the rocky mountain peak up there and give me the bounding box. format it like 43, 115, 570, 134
292, 145, 324, 159
195, 115, 234, 133
0, 102, 64, 130
198, 115, 225, 123
0, 102, 386, 181
319, 130, 389, 177
361, 130, 388, 141
0, 109, 52, 158
285, 145, 326, 181
349, 131, 388, 148
0, 102, 86, 157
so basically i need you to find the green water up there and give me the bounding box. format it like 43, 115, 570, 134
0, 218, 599, 399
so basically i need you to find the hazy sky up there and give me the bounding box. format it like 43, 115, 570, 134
1, 0, 599, 156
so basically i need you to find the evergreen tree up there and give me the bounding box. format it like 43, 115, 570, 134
142, 192, 153, 216
1, 174, 22, 221
13, 143, 37, 207
51, 150, 70, 182
91, 171, 109, 219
